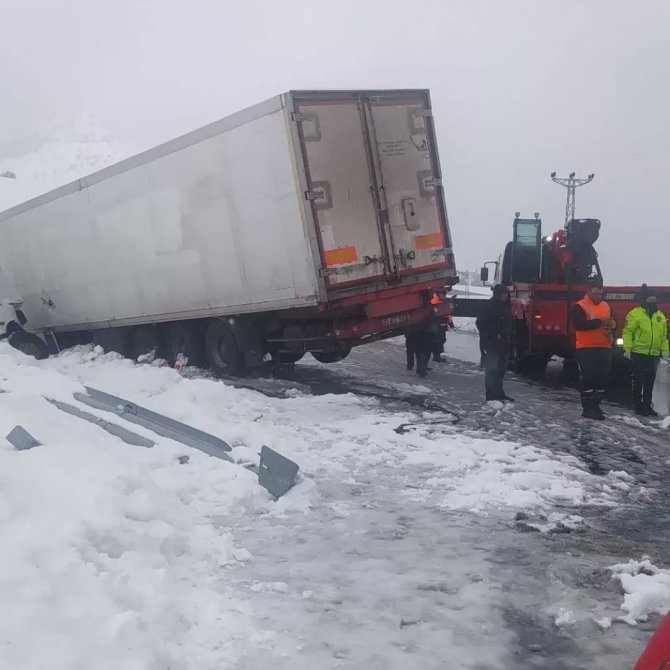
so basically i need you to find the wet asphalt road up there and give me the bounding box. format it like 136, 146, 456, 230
217, 331, 670, 667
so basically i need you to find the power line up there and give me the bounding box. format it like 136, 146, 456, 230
550, 171, 595, 225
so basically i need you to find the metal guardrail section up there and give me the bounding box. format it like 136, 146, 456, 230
75, 386, 233, 463
6, 387, 300, 499
6, 425, 40, 451
47, 398, 155, 448
258, 446, 300, 499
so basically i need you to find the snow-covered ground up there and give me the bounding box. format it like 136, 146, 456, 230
0, 339, 665, 668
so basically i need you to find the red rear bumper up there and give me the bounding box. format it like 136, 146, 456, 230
333, 296, 452, 341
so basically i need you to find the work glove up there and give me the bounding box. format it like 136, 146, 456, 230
662, 352, 669, 360
623, 351, 632, 360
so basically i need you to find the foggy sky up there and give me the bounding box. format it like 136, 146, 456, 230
1, 0, 669, 283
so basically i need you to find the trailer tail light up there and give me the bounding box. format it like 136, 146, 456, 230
536, 324, 544, 332
553, 325, 561, 332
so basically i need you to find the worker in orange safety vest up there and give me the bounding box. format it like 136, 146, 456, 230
571, 278, 616, 420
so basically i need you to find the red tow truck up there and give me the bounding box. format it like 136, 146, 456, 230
466, 214, 670, 377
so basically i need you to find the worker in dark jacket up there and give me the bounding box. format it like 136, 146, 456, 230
622, 286, 670, 416
406, 326, 434, 378
479, 284, 514, 401
571, 279, 615, 420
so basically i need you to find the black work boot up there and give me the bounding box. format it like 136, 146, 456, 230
583, 406, 605, 421
581, 394, 603, 420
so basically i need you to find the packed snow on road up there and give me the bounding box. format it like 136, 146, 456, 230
1, 333, 667, 669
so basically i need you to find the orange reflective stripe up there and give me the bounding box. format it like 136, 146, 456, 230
324, 246, 358, 266
415, 232, 444, 250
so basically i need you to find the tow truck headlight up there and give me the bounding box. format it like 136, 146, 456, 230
616, 338, 624, 346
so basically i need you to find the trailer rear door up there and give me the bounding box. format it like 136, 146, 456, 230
292, 98, 388, 288
291, 90, 453, 290
366, 95, 452, 277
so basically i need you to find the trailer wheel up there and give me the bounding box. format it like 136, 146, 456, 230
205, 320, 245, 376
165, 322, 205, 367
8, 331, 49, 360
129, 326, 161, 362
311, 347, 351, 364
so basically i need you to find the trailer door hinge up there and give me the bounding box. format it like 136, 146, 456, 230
424, 177, 442, 188
292, 112, 307, 122
319, 266, 339, 278
305, 189, 325, 201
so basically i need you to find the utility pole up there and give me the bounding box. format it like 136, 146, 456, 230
550, 171, 594, 226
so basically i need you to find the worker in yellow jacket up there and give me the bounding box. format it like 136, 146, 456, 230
622, 286, 670, 416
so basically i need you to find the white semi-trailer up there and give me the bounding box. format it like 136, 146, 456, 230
0, 89, 457, 373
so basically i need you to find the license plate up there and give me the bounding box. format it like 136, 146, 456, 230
380, 312, 410, 328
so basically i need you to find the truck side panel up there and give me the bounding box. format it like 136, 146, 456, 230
0, 108, 320, 332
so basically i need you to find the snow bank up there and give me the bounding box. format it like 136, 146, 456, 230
0, 347, 269, 669
610, 558, 670, 625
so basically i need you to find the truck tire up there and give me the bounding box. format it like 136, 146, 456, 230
311, 347, 351, 364
205, 320, 245, 376
165, 322, 205, 367
129, 326, 161, 361
8, 331, 49, 360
